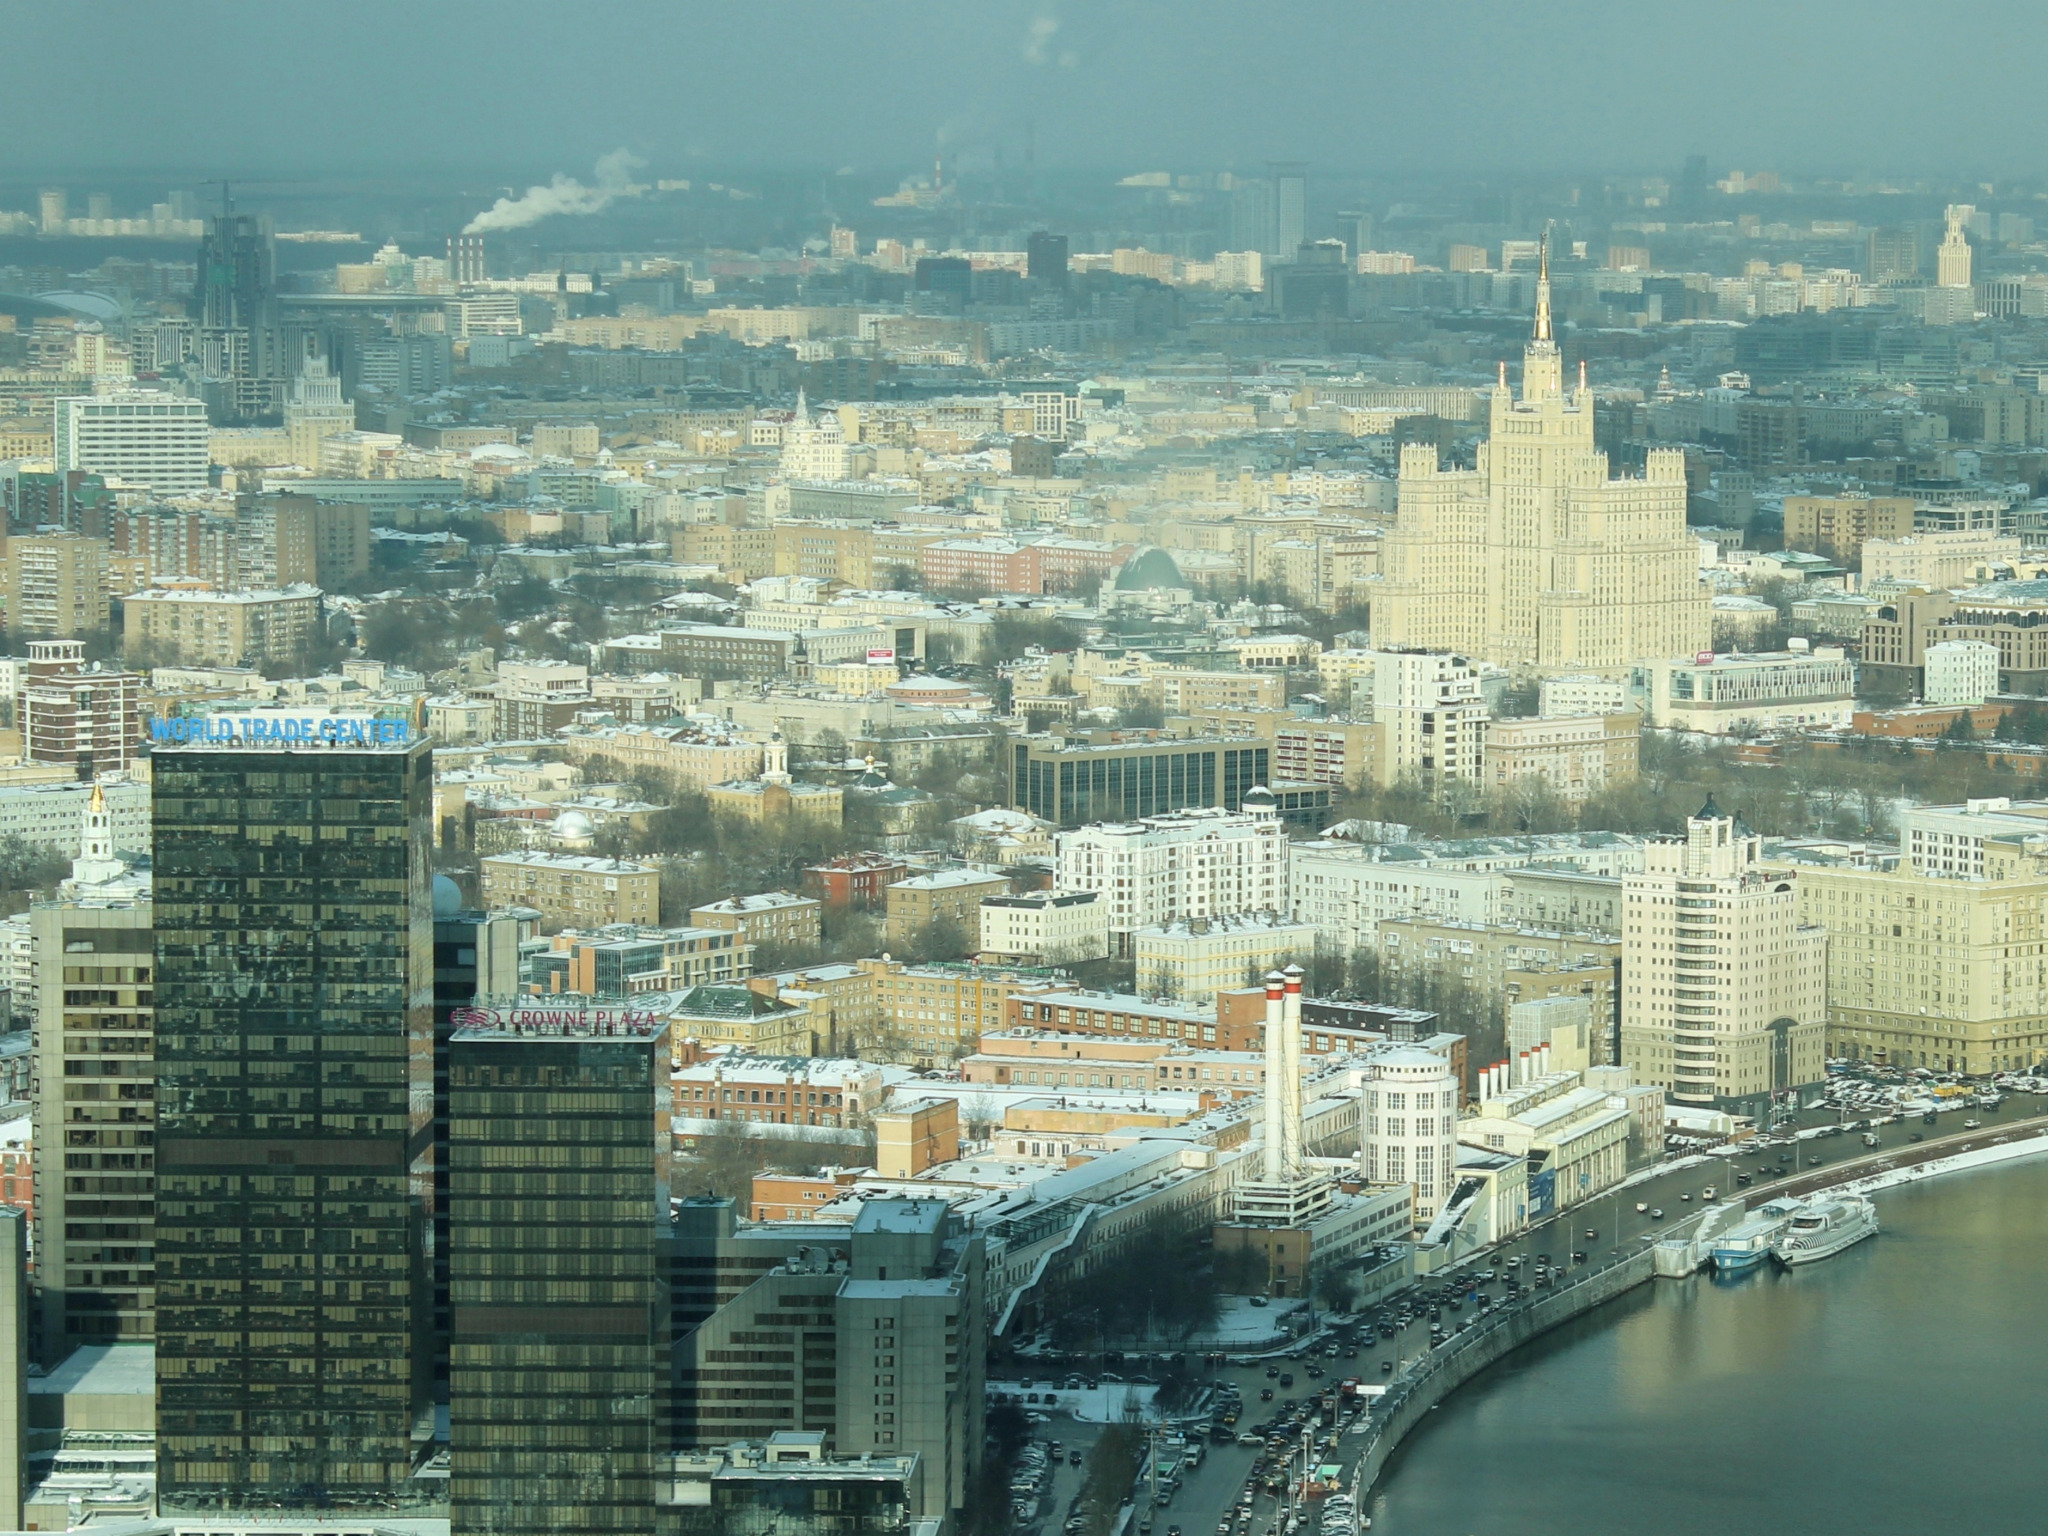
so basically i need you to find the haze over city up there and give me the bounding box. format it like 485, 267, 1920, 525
0, 4, 2044, 1535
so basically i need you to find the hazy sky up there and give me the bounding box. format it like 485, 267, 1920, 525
17, 1, 2048, 183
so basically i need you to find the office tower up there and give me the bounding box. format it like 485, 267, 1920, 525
1026, 230, 1069, 285
1937, 204, 1974, 289
152, 723, 436, 1511
54, 390, 211, 495
1270, 162, 1307, 256
447, 1012, 671, 1534
192, 212, 289, 422
829, 225, 858, 259
0, 1208, 23, 1529
1335, 209, 1373, 260
1866, 225, 1920, 284
3, 534, 110, 639
429, 887, 534, 1386
912, 256, 972, 309
1620, 801, 1826, 1108
1374, 237, 1710, 673
1234, 967, 1331, 1226
16, 640, 140, 779
674, 1197, 983, 1526
1677, 154, 1710, 211
38, 190, 66, 234
351, 332, 454, 398
445, 234, 486, 285
31, 888, 154, 1362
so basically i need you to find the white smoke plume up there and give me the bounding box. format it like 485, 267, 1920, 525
464, 149, 647, 234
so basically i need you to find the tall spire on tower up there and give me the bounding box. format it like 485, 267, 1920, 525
1520, 225, 1563, 402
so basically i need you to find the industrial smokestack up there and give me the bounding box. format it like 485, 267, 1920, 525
1281, 964, 1306, 1179
1261, 971, 1286, 1183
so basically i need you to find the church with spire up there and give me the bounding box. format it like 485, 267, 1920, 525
1373, 233, 1710, 674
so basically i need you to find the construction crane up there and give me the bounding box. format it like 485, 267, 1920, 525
193, 179, 312, 218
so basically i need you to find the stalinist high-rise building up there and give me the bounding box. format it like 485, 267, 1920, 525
1373, 239, 1710, 674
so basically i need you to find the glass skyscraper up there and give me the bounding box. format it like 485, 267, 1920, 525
447, 1014, 671, 1534
151, 733, 436, 1511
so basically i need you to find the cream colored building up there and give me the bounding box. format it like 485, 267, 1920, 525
1374, 244, 1709, 673
1621, 804, 1826, 1106
1792, 799, 2048, 1075
1134, 913, 1318, 1005
4, 533, 109, 637
977, 890, 1109, 965
1484, 713, 1639, 806
122, 584, 322, 667
479, 850, 660, 930
1860, 531, 2028, 589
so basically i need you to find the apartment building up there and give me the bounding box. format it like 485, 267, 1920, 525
868, 959, 1051, 1063
1794, 799, 2048, 1075
557, 723, 762, 791
1781, 493, 1914, 566
1056, 800, 1289, 954
1483, 713, 1639, 806
884, 869, 1010, 953
690, 891, 823, 951
1134, 913, 1318, 1004
976, 890, 1109, 966
4, 534, 109, 638
492, 660, 594, 739
1621, 803, 1827, 1108
479, 850, 660, 929
122, 584, 321, 667
16, 640, 141, 778
1373, 650, 1488, 790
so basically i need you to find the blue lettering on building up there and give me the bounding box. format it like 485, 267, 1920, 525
149, 714, 414, 748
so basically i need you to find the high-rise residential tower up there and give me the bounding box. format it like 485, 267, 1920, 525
31, 876, 154, 1364
1374, 236, 1710, 673
151, 716, 436, 1512
1620, 801, 1826, 1108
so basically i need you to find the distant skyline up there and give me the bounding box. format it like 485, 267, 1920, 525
14, 0, 2048, 185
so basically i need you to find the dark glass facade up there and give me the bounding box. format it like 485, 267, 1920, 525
151, 740, 436, 1510
1010, 738, 1269, 826
448, 1022, 671, 1534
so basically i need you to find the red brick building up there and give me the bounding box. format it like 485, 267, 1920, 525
801, 852, 911, 909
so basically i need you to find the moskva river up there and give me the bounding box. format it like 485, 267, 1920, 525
1369, 1157, 2048, 1534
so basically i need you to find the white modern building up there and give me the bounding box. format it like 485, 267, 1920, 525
1362, 1046, 1460, 1223
1620, 801, 1827, 1106
1634, 645, 1857, 735
976, 890, 1108, 966
1372, 649, 1489, 789
55, 389, 210, 494
1133, 912, 1317, 1004
1922, 640, 2000, 707
1055, 800, 1288, 954
1539, 674, 1629, 718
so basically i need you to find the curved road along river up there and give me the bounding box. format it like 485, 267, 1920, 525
1364, 1143, 2048, 1534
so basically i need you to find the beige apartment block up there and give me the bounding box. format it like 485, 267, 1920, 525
1484, 713, 1640, 806
884, 869, 1010, 953
480, 851, 660, 930
5, 533, 109, 637
123, 584, 321, 667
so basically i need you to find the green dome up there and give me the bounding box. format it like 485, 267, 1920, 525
1113, 547, 1185, 591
